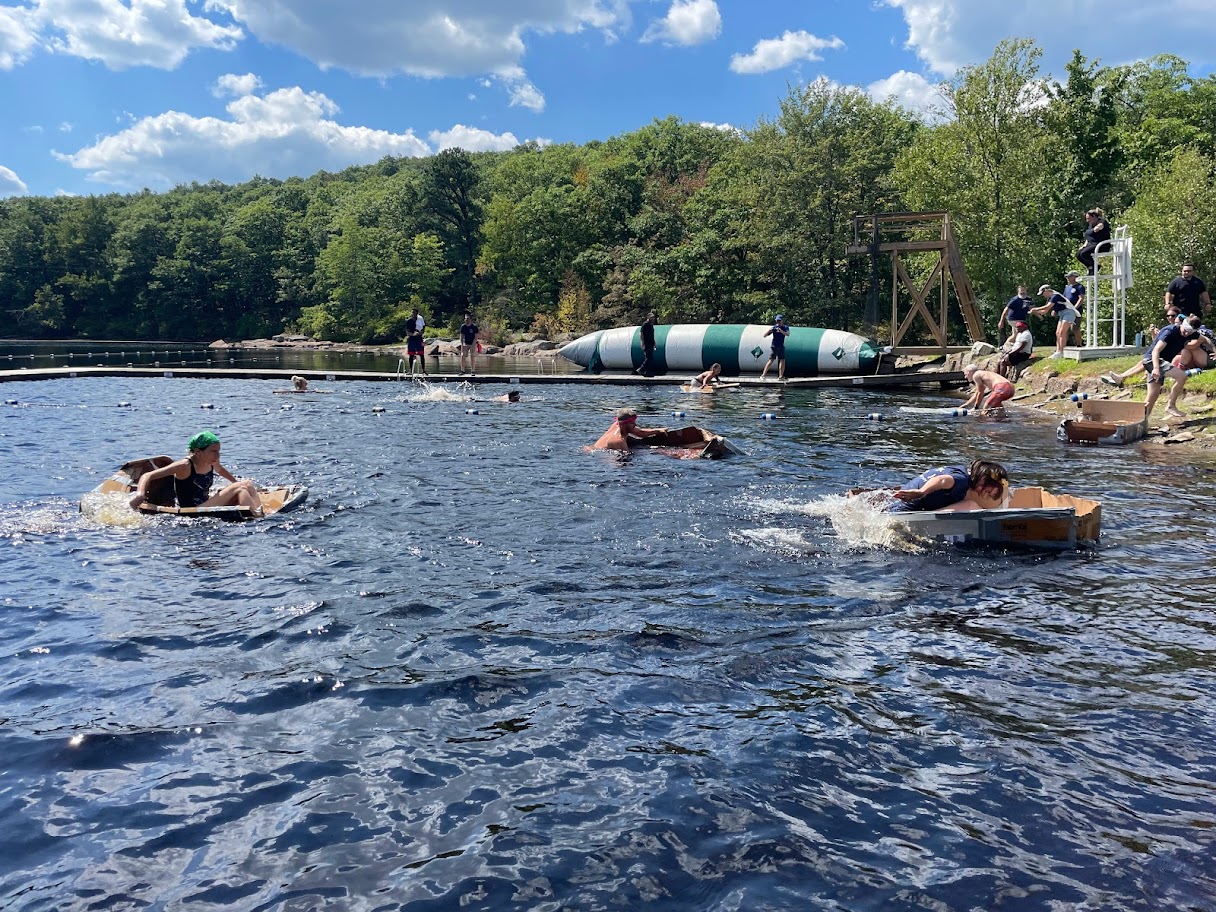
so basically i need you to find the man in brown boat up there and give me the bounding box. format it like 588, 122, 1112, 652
589, 408, 667, 452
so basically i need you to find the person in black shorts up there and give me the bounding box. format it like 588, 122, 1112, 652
458, 313, 480, 375
405, 307, 427, 376
1076, 208, 1111, 275
635, 312, 657, 377
760, 314, 790, 381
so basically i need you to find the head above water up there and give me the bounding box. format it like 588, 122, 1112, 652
188, 431, 220, 452
616, 408, 638, 425
507, 390, 521, 401
968, 459, 1009, 493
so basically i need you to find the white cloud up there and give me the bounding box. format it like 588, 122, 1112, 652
58, 120, 72, 132
730, 30, 844, 75
866, 70, 945, 121
212, 72, 262, 97
641, 0, 721, 47
54, 85, 431, 189
882, 0, 1216, 75
0, 165, 29, 196
0, 3, 40, 68
206, 0, 630, 77
38, 0, 242, 69
428, 124, 524, 152
498, 68, 545, 112
699, 120, 740, 135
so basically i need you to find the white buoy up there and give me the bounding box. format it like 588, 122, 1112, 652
117, 401, 131, 408
672, 410, 685, 418
372, 405, 386, 413
466, 408, 479, 415
761, 413, 777, 420
1070, 393, 1089, 402
201, 403, 214, 409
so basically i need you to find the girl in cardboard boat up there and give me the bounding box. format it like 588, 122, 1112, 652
888, 460, 1010, 512
128, 431, 264, 516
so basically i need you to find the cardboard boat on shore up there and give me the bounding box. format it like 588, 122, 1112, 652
889, 487, 1101, 549
85, 456, 307, 521
589, 426, 744, 459
1058, 399, 1148, 445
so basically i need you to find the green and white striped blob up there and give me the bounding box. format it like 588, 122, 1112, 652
559, 324, 880, 376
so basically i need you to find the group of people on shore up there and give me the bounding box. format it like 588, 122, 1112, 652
402, 309, 482, 378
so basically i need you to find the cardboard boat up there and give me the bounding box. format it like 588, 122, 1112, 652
85, 456, 307, 521
887, 486, 1101, 549
1058, 399, 1148, 445
589, 425, 744, 459
679, 382, 740, 394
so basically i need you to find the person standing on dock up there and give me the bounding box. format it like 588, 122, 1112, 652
1062, 271, 1086, 346
759, 315, 790, 381
458, 313, 480, 375
1165, 263, 1211, 319
635, 313, 658, 377
997, 285, 1033, 335
1076, 208, 1111, 275
405, 307, 427, 376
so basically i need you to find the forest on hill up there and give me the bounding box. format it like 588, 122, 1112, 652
3, 39, 1216, 345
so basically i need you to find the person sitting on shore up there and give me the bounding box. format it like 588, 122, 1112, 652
997, 321, 1033, 378
960, 364, 1015, 412
291, 375, 308, 391
128, 431, 263, 514
589, 408, 666, 452
691, 363, 723, 389
889, 460, 1010, 513
1102, 313, 1215, 387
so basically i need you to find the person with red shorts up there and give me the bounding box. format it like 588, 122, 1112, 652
961, 363, 1015, 411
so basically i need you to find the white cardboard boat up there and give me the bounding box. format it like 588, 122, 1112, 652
1058, 399, 1148, 445
887, 487, 1101, 549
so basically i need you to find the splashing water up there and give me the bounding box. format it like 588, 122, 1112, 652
754, 492, 925, 552
78, 491, 145, 527
399, 381, 473, 403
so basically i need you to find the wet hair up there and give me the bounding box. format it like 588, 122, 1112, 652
968, 460, 1008, 489
616, 408, 638, 423
507, 390, 520, 401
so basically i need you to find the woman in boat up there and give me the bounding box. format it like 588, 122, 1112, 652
291, 375, 308, 391
589, 408, 666, 451
890, 460, 1009, 512
128, 431, 263, 514
691, 363, 723, 389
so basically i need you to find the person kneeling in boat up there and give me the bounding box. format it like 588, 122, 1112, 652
960, 364, 1015, 413
691, 363, 723, 389
890, 460, 1009, 512
590, 408, 666, 451
291, 375, 308, 391
128, 431, 263, 514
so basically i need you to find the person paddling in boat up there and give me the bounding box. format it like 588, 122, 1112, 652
889, 460, 1009, 512
589, 408, 666, 452
691, 363, 723, 389
128, 431, 263, 514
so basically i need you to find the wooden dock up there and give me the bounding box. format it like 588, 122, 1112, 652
0, 365, 963, 389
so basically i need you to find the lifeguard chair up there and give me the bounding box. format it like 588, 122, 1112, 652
1083, 225, 1133, 350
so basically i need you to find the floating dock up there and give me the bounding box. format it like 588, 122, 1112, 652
0, 365, 962, 389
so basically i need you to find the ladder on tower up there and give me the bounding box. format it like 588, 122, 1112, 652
1084, 225, 1132, 349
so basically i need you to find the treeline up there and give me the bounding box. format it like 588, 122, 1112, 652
4, 39, 1216, 344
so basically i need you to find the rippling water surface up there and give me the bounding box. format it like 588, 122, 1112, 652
2, 376, 1215, 911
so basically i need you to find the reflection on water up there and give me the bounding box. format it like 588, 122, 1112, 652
1, 377, 1215, 910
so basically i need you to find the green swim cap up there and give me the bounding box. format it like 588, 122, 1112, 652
188, 430, 220, 451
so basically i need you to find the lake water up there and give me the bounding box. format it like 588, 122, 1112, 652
2, 373, 1215, 911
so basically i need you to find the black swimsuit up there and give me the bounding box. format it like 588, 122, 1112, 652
174, 461, 214, 507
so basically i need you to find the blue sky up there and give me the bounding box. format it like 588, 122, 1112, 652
2, 1, 1214, 198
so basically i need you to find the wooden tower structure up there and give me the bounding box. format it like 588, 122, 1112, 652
847, 212, 986, 353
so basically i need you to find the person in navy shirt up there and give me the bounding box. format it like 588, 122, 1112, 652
889, 460, 1009, 512
1144, 317, 1202, 418
760, 314, 790, 381
1164, 263, 1210, 318
1062, 270, 1086, 346
458, 313, 480, 375
1076, 208, 1111, 275
998, 285, 1033, 335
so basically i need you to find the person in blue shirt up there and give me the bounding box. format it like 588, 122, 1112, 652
889, 460, 1010, 512
997, 285, 1033, 335
759, 315, 790, 381
1144, 317, 1203, 418
1062, 270, 1086, 346
458, 313, 480, 375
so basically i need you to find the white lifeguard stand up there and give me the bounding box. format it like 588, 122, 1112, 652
1080, 224, 1134, 353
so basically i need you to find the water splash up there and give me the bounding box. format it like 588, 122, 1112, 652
753, 492, 925, 553
79, 491, 145, 527
398, 381, 473, 403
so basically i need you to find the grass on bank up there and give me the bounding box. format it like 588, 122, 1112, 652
1019, 353, 1216, 400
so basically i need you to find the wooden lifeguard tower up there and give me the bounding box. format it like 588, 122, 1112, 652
847, 212, 986, 353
